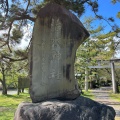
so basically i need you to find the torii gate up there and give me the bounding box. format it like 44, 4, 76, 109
85, 58, 120, 93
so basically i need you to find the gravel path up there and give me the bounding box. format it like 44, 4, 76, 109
92, 88, 120, 120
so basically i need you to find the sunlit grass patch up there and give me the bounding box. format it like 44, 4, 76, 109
81, 90, 95, 100
0, 93, 31, 120
0, 109, 15, 120
110, 93, 120, 102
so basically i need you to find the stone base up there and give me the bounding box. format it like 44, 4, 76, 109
14, 96, 115, 120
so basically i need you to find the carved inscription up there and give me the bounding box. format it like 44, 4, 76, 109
49, 19, 62, 81
41, 38, 47, 85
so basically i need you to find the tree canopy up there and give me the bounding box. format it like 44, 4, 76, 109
0, 0, 119, 52
0, 0, 120, 94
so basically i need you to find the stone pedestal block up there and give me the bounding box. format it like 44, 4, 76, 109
29, 3, 89, 103
14, 96, 115, 120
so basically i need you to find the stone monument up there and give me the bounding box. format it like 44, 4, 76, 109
14, 3, 116, 120
14, 96, 115, 120
29, 3, 89, 103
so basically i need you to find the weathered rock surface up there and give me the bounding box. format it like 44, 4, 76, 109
14, 96, 115, 120
29, 3, 89, 103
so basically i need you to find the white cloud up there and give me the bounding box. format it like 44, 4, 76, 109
0, 23, 33, 50
16, 24, 33, 49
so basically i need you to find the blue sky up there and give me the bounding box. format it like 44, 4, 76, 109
14, 0, 119, 33
81, 0, 120, 33
80, 0, 120, 57
16, 0, 120, 50
39, 0, 120, 33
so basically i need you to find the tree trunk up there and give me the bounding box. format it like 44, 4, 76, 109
111, 62, 117, 93
22, 88, 24, 93
17, 88, 21, 95
116, 81, 119, 93
85, 68, 89, 91
114, 71, 120, 93
2, 82, 7, 95
89, 81, 93, 89
2, 67, 7, 95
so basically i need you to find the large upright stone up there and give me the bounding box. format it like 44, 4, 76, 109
29, 3, 89, 103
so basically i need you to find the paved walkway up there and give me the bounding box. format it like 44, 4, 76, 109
0, 89, 28, 95
0, 89, 17, 95
91, 88, 120, 120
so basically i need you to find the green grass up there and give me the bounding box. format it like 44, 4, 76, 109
0, 93, 31, 120
109, 93, 120, 102
81, 90, 95, 100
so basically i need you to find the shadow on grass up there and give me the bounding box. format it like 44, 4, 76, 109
0, 93, 31, 106
1, 93, 30, 98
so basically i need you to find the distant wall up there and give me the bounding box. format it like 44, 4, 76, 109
18, 77, 30, 94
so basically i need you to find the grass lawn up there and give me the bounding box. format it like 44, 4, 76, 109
109, 93, 120, 102
0, 90, 95, 120
81, 90, 95, 100
0, 93, 31, 120
0, 90, 119, 120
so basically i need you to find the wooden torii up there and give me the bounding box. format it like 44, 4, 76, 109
86, 58, 120, 93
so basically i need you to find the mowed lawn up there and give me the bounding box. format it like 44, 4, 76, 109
0, 91, 95, 120
81, 90, 95, 100
0, 93, 31, 120
0, 90, 119, 120
110, 93, 120, 102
